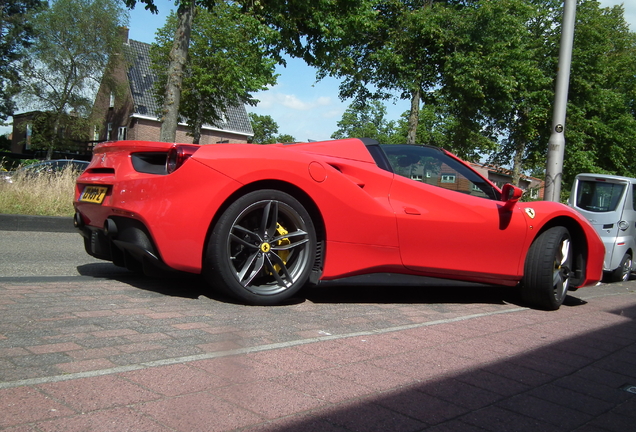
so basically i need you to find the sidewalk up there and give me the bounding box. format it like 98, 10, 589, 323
0, 277, 634, 431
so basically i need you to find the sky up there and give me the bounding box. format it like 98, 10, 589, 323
2, 0, 634, 141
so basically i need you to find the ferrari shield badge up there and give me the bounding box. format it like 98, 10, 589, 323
525, 208, 536, 219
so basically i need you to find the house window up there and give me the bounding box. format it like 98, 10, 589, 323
117, 127, 127, 140
441, 174, 456, 183
25, 123, 32, 150
106, 123, 112, 140
93, 125, 99, 141
109, 92, 115, 108
530, 188, 539, 199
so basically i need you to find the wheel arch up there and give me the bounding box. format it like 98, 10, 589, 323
202, 179, 326, 283
531, 216, 588, 288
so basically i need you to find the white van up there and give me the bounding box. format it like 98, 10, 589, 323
569, 173, 636, 282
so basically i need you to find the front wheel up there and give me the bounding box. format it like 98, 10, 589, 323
205, 190, 316, 305
521, 226, 572, 310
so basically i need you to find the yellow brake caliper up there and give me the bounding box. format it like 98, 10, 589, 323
272, 223, 290, 274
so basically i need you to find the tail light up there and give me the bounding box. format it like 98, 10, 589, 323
166, 144, 200, 174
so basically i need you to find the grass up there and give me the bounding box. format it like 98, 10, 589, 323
0, 164, 79, 217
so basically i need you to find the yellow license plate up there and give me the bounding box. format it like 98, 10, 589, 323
80, 186, 108, 204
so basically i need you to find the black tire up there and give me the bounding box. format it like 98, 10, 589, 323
609, 253, 632, 282
521, 226, 572, 310
205, 190, 316, 305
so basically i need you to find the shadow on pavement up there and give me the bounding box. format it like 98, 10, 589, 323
76, 263, 588, 310
249, 304, 636, 432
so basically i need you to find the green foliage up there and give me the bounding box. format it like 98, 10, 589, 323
16, 112, 91, 155
19, 0, 128, 157
0, 135, 10, 151
0, 0, 46, 120
248, 113, 296, 144
151, 2, 278, 143
249, 113, 278, 143
331, 101, 397, 143
391, 103, 455, 148
276, 134, 297, 143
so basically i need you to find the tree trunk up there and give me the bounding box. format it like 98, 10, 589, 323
406, 87, 420, 144
192, 118, 202, 144
159, 1, 195, 143
47, 111, 64, 160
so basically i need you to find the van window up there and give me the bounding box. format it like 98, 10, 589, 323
576, 180, 626, 212
632, 185, 636, 211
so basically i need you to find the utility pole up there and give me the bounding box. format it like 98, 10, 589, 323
544, 0, 577, 202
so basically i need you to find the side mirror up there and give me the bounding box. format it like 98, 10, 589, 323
501, 183, 523, 208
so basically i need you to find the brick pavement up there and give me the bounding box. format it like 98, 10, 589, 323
0, 274, 635, 431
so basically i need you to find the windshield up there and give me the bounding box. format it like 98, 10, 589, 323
575, 180, 626, 212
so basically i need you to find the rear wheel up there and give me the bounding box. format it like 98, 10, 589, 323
522, 226, 572, 310
609, 253, 632, 282
205, 190, 316, 305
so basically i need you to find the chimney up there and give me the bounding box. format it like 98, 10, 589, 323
119, 27, 129, 45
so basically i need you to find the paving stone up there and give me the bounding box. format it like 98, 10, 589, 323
1, 266, 635, 432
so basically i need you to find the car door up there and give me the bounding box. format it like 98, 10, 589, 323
383, 145, 529, 282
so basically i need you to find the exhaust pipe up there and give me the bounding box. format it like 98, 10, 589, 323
74, 212, 84, 228
104, 218, 118, 237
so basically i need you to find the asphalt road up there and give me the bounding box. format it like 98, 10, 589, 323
0, 231, 111, 278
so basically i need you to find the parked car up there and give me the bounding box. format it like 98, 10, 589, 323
74, 138, 604, 310
569, 173, 636, 282
3, 159, 89, 183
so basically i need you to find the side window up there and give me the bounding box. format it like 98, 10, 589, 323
379, 145, 498, 200
632, 185, 636, 211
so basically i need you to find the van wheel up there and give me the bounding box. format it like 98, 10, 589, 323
609, 253, 632, 282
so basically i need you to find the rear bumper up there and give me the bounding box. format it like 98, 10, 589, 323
75, 213, 172, 275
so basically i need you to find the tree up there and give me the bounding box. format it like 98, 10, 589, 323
276, 134, 296, 143
392, 102, 453, 147
437, 0, 555, 177
249, 113, 278, 143
19, 0, 128, 159
425, 0, 636, 194
248, 113, 296, 144
123, 0, 213, 142
290, 0, 458, 145
151, 2, 278, 143
0, 0, 45, 122
331, 101, 397, 143
122, 0, 371, 142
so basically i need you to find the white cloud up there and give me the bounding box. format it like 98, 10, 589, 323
322, 109, 344, 119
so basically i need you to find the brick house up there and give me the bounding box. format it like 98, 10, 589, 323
469, 162, 545, 200
10, 111, 92, 158
91, 29, 253, 146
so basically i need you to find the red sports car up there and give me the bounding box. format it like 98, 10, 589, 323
74, 138, 604, 310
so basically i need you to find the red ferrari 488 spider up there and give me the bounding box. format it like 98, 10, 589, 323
74, 138, 604, 310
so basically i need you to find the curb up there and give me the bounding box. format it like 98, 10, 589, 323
0, 214, 75, 233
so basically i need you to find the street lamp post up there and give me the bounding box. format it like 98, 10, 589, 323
544, 0, 577, 202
